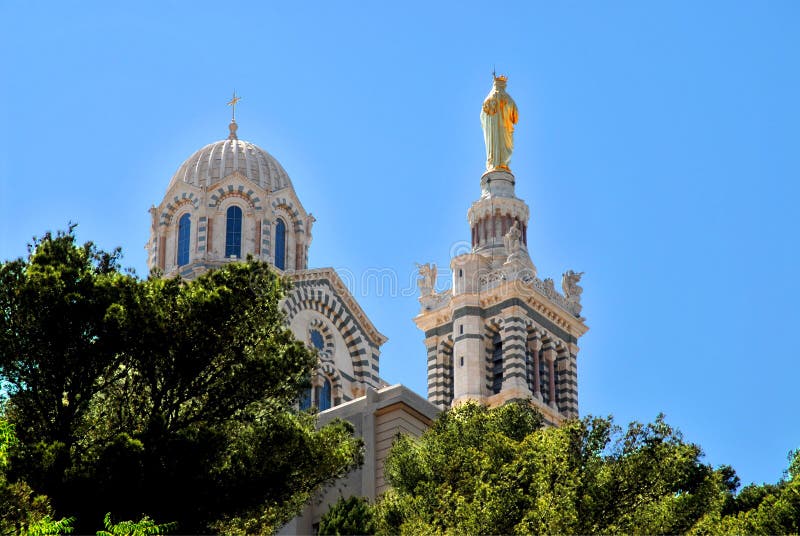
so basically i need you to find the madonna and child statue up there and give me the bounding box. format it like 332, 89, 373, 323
480, 75, 519, 173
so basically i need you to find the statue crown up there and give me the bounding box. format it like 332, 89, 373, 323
494, 74, 508, 83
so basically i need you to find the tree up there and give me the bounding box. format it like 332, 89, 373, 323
377, 401, 545, 535
0, 226, 135, 499
0, 228, 363, 533
0, 415, 74, 535
377, 402, 739, 535
319, 496, 376, 536
689, 449, 800, 535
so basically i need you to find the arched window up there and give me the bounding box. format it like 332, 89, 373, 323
317, 377, 332, 411
491, 331, 503, 395
539, 351, 549, 404
310, 329, 324, 351
299, 387, 312, 411
225, 206, 242, 258
177, 213, 191, 266
275, 218, 286, 270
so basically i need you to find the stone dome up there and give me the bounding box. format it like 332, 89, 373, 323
167, 132, 292, 192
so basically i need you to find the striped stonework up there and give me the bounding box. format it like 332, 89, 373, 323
526, 332, 543, 401
307, 317, 337, 359
484, 320, 503, 394
271, 199, 307, 272
542, 340, 557, 409
417, 288, 586, 425
159, 192, 200, 227
557, 349, 579, 418
271, 198, 305, 233
425, 339, 439, 403
284, 269, 387, 393
427, 338, 454, 409
500, 316, 530, 398
317, 360, 344, 406
261, 218, 271, 260
208, 181, 262, 211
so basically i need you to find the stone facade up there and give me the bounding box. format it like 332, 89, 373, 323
285, 268, 386, 401
279, 385, 438, 535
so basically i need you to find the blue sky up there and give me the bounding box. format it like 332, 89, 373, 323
1, 1, 798, 487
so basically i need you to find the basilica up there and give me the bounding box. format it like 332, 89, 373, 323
147, 79, 588, 533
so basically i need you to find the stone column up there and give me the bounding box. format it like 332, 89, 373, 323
529, 335, 542, 401
262, 219, 271, 260
500, 316, 532, 401
452, 307, 486, 405
425, 336, 448, 409
157, 235, 166, 271
564, 343, 581, 418
428, 341, 454, 409
197, 216, 207, 257
295, 243, 303, 270
555, 346, 574, 418
425, 337, 437, 401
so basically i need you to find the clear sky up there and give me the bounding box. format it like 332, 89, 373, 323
1, 1, 798, 488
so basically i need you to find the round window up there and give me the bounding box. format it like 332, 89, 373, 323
310, 329, 324, 351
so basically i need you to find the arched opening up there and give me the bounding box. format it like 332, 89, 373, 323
275, 218, 286, 270
177, 213, 191, 266
525, 331, 543, 400
540, 340, 552, 405
299, 387, 312, 411
225, 206, 243, 259
315, 376, 332, 411
491, 331, 503, 395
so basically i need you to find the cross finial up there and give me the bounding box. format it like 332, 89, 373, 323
227, 90, 242, 121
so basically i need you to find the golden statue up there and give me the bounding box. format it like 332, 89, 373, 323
480, 75, 518, 172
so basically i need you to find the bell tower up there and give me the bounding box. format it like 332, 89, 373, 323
414, 76, 589, 425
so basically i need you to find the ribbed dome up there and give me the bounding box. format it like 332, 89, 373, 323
167, 136, 292, 192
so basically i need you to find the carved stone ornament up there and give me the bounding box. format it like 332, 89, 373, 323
416, 262, 437, 297
503, 221, 522, 255
561, 270, 584, 302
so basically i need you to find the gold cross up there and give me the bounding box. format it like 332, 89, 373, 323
227, 90, 242, 121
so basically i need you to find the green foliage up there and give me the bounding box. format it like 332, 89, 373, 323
378, 403, 742, 535
319, 496, 376, 536
379, 401, 545, 535
25, 516, 75, 535
0, 415, 73, 536
208, 409, 363, 535
95, 512, 176, 536
0, 228, 363, 533
0, 418, 16, 469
